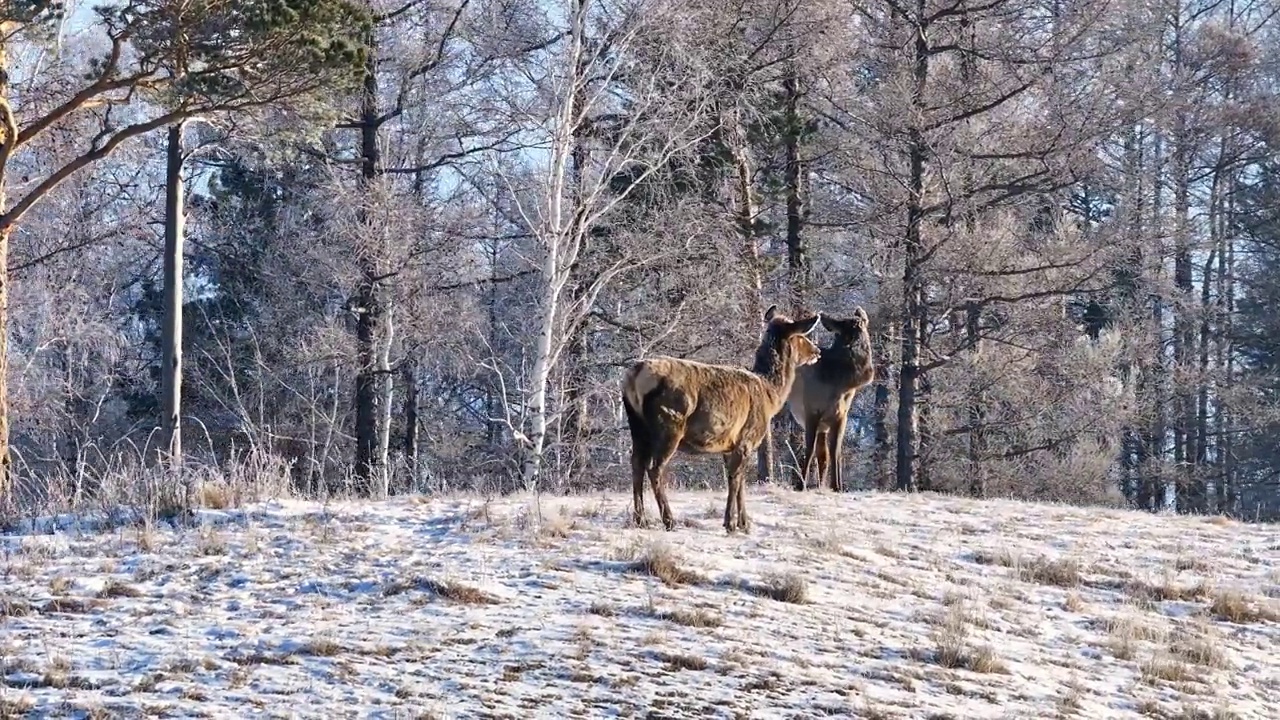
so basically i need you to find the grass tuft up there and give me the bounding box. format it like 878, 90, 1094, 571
655, 607, 723, 628
1018, 556, 1081, 587
745, 571, 809, 604
97, 578, 143, 599
420, 578, 501, 605
626, 541, 706, 587
654, 650, 709, 671
1208, 589, 1279, 624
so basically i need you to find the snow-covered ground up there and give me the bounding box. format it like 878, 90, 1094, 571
2, 485, 1277, 719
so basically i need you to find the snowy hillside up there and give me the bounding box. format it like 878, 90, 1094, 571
2, 486, 1277, 719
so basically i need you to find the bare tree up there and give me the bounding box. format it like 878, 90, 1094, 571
482, 0, 716, 490
0, 0, 370, 501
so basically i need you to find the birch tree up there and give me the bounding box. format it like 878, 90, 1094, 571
489, 0, 714, 490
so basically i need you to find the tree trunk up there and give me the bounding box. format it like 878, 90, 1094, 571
1147, 132, 1168, 511
523, 244, 561, 492
966, 301, 985, 498
871, 322, 894, 490
0, 40, 14, 504
1220, 186, 1236, 514
915, 308, 933, 493
896, 0, 929, 493
402, 354, 419, 491
783, 69, 809, 315
558, 57, 593, 488
376, 303, 394, 496
353, 42, 386, 496
1197, 158, 1223, 512
1169, 10, 1202, 515
1118, 124, 1144, 506
522, 0, 587, 492
958, 13, 981, 498
725, 104, 771, 486
1172, 126, 1195, 513
161, 122, 186, 470
560, 327, 591, 488
724, 103, 765, 334
781, 67, 809, 488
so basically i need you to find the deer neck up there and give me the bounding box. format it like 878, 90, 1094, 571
751, 340, 800, 411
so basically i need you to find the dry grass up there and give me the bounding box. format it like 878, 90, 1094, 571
586, 601, 617, 617
97, 578, 143, 599
626, 541, 706, 587
1019, 556, 1082, 588
382, 577, 500, 605
654, 607, 723, 628
135, 522, 157, 553
1140, 654, 1202, 684
0, 598, 33, 617
40, 597, 103, 614
296, 637, 347, 657
423, 579, 500, 605
195, 527, 227, 556
1103, 613, 1168, 661
854, 703, 897, 720
1169, 628, 1230, 669
1208, 589, 1280, 624
195, 481, 234, 510
653, 650, 709, 671
971, 548, 1017, 568
0, 695, 36, 719
873, 543, 903, 559
925, 608, 1008, 674
746, 571, 809, 604
1174, 556, 1212, 573
1127, 573, 1213, 604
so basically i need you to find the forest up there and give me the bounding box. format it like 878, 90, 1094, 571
1, 0, 1278, 521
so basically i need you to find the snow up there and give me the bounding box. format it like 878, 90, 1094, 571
2, 486, 1278, 718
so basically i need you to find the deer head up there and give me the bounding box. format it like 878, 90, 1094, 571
819, 306, 870, 343
763, 305, 822, 367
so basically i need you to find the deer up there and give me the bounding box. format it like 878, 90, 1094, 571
786, 307, 875, 493
621, 306, 822, 533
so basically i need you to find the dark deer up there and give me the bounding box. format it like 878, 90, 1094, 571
621, 306, 822, 533
787, 307, 874, 492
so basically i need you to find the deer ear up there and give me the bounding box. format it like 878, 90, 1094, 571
793, 314, 821, 336
764, 305, 780, 323
854, 306, 869, 323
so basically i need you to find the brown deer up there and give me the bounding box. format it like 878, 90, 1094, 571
786, 307, 874, 493
621, 306, 822, 533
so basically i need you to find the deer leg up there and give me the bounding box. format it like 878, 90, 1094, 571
647, 429, 681, 532
796, 420, 820, 492
735, 448, 751, 533
826, 416, 847, 492
722, 452, 737, 533
723, 448, 747, 533
623, 394, 651, 528
631, 447, 649, 527
814, 426, 830, 491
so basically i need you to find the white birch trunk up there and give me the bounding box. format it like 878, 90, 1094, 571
520, 1, 586, 492
161, 122, 186, 471
377, 303, 395, 497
